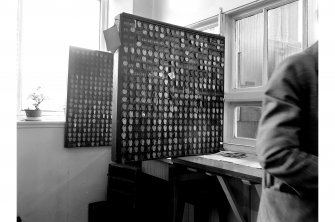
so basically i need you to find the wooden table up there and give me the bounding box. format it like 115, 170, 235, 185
172, 156, 262, 183
171, 155, 263, 222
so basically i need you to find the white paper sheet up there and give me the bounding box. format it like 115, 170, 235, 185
199, 151, 262, 169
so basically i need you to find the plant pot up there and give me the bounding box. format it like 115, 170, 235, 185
24, 109, 42, 121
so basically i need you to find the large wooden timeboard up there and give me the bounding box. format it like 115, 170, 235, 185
112, 13, 225, 163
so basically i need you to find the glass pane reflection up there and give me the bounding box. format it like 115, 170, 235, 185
234, 106, 262, 139
236, 13, 263, 88
267, 0, 303, 78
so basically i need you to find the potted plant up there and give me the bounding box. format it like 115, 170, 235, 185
24, 87, 46, 120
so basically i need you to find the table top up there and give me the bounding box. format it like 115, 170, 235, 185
172, 155, 263, 183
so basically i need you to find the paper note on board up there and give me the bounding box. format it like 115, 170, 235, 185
103, 25, 121, 53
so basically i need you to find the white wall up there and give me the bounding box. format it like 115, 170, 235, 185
17, 122, 111, 222
152, 0, 223, 26
133, 0, 154, 18
109, 0, 259, 27
151, 0, 258, 26
109, 0, 133, 24
221, 0, 258, 12
108, 0, 154, 26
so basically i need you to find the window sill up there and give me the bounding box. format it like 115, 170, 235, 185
223, 142, 256, 154
17, 116, 65, 129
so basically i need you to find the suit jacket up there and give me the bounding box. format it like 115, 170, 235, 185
256, 42, 318, 222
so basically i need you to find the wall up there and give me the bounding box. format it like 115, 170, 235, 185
133, 0, 154, 18
108, 0, 155, 24
110, 0, 260, 28
17, 122, 111, 222
108, 0, 133, 24
152, 0, 223, 26
221, 0, 258, 12
108, 0, 154, 27
151, 0, 258, 26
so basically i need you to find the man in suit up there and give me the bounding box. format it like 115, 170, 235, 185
256, 42, 318, 222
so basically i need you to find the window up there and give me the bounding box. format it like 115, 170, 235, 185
234, 106, 262, 139
267, 1, 303, 78
17, 0, 108, 118
236, 13, 263, 88
223, 0, 318, 152
225, 101, 262, 148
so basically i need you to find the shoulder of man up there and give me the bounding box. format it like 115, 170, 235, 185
267, 42, 318, 94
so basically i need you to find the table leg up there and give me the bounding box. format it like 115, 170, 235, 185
170, 166, 184, 222
254, 184, 262, 199
216, 175, 246, 222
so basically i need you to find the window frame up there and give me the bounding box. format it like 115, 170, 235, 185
225, 101, 262, 146
223, 0, 315, 153
16, 0, 110, 119
186, 13, 220, 33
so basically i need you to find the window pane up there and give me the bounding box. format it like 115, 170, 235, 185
21, 0, 100, 111
236, 13, 263, 88
307, 0, 318, 46
267, 1, 303, 78
234, 106, 262, 139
